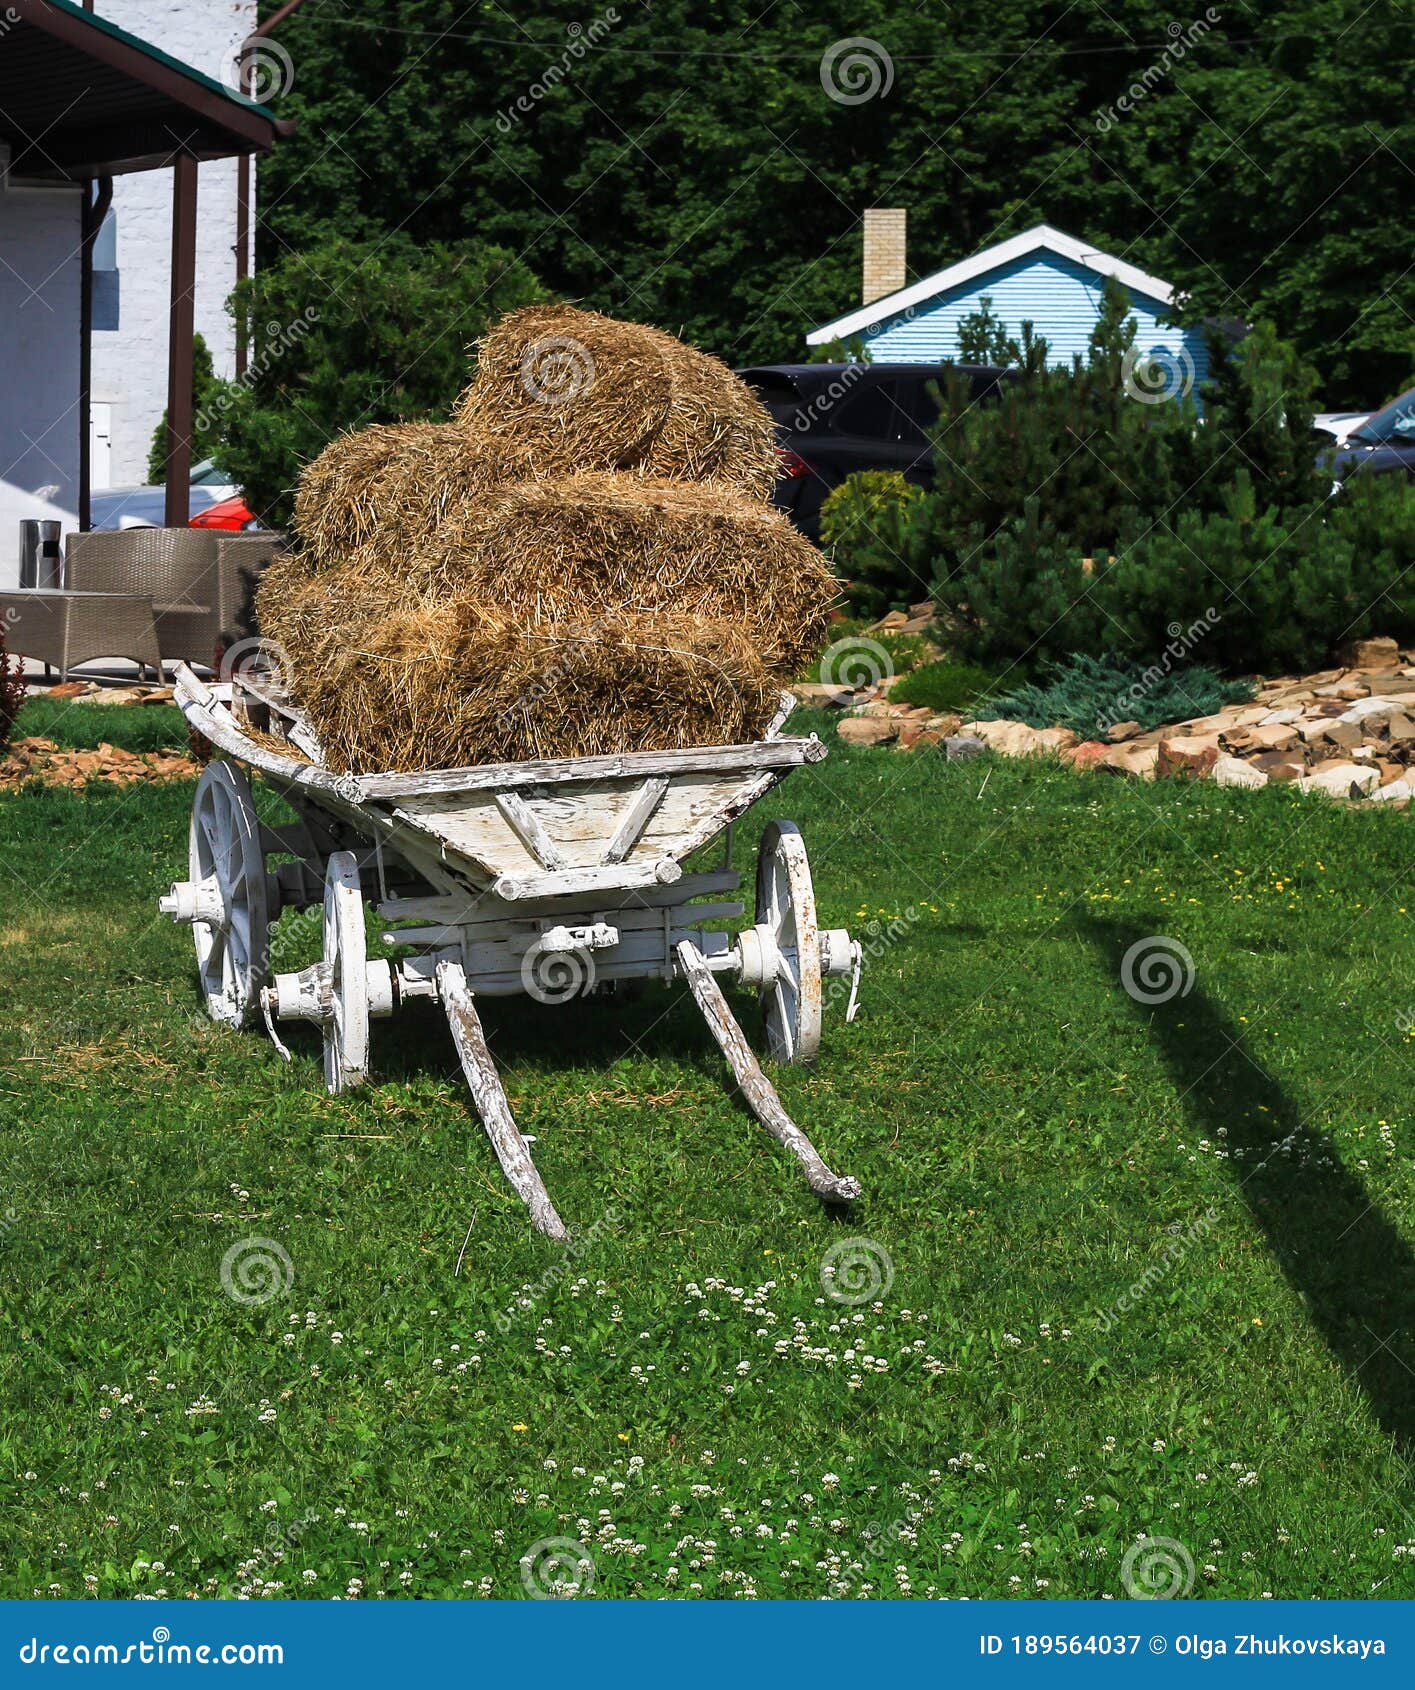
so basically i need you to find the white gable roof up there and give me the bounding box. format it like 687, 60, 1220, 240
806, 223, 1177, 345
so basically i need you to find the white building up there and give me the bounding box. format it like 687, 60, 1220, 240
0, 0, 284, 586
91, 0, 258, 489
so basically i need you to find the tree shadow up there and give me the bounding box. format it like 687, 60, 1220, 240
1079, 915, 1415, 1456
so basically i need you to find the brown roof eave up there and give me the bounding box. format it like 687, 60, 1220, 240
13, 0, 290, 157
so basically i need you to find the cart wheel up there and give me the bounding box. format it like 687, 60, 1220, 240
755, 820, 822, 1065
322, 851, 369, 1094
184, 762, 270, 1028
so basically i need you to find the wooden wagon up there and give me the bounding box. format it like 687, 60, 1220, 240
159, 662, 863, 1239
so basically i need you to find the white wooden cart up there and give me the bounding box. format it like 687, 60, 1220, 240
158, 663, 863, 1239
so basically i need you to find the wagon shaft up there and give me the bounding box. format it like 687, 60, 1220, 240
676, 941, 862, 1204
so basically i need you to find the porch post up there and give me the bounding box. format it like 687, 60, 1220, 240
163, 151, 199, 529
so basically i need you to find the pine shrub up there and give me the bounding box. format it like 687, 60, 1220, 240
819, 471, 930, 617
989, 651, 1253, 737
889, 658, 1002, 714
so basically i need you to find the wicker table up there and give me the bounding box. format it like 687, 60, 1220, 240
0, 589, 163, 680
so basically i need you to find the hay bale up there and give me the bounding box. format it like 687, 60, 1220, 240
283, 581, 778, 773
455, 305, 779, 499
405, 471, 836, 678
291, 422, 504, 569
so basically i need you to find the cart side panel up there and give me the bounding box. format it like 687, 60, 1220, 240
392, 767, 784, 879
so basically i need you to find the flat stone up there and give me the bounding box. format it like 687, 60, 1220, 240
960, 719, 1054, 757
866, 610, 909, 633
793, 683, 856, 709
1384, 713, 1415, 743
1212, 753, 1268, 790
1296, 762, 1381, 800
1339, 636, 1400, 670
896, 725, 941, 750
1065, 740, 1111, 770
1371, 776, 1415, 803
1157, 733, 1221, 778
924, 713, 962, 736
1259, 708, 1303, 726
1338, 695, 1401, 723
1251, 751, 1306, 782
1229, 723, 1300, 753
837, 717, 898, 747
1309, 719, 1365, 751
1101, 744, 1159, 780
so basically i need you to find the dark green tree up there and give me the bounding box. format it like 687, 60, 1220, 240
217, 235, 547, 527
147, 333, 229, 483
955, 295, 1021, 364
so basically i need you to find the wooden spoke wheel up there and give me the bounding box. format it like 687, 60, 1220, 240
754, 820, 821, 1065
187, 763, 270, 1028
322, 850, 369, 1095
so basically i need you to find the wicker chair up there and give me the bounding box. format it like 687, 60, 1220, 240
64, 528, 219, 670
211, 531, 285, 654
63, 528, 285, 671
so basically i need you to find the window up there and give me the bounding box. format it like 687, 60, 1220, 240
91, 205, 119, 330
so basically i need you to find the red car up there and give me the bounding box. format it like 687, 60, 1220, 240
189, 493, 258, 531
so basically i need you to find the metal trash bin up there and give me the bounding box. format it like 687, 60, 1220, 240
19, 519, 63, 589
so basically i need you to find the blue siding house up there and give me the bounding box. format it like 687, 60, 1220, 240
807, 224, 1209, 392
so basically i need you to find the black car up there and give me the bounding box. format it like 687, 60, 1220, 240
737, 361, 1012, 539
1326, 384, 1415, 487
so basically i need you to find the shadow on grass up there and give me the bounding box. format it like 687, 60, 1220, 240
1081, 915, 1415, 1456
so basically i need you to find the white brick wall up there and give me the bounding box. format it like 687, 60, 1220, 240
90, 1, 259, 487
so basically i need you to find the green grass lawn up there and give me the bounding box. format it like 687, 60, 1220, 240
1, 694, 1412, 1600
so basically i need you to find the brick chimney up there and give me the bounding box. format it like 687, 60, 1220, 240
863, 208, 907, 305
